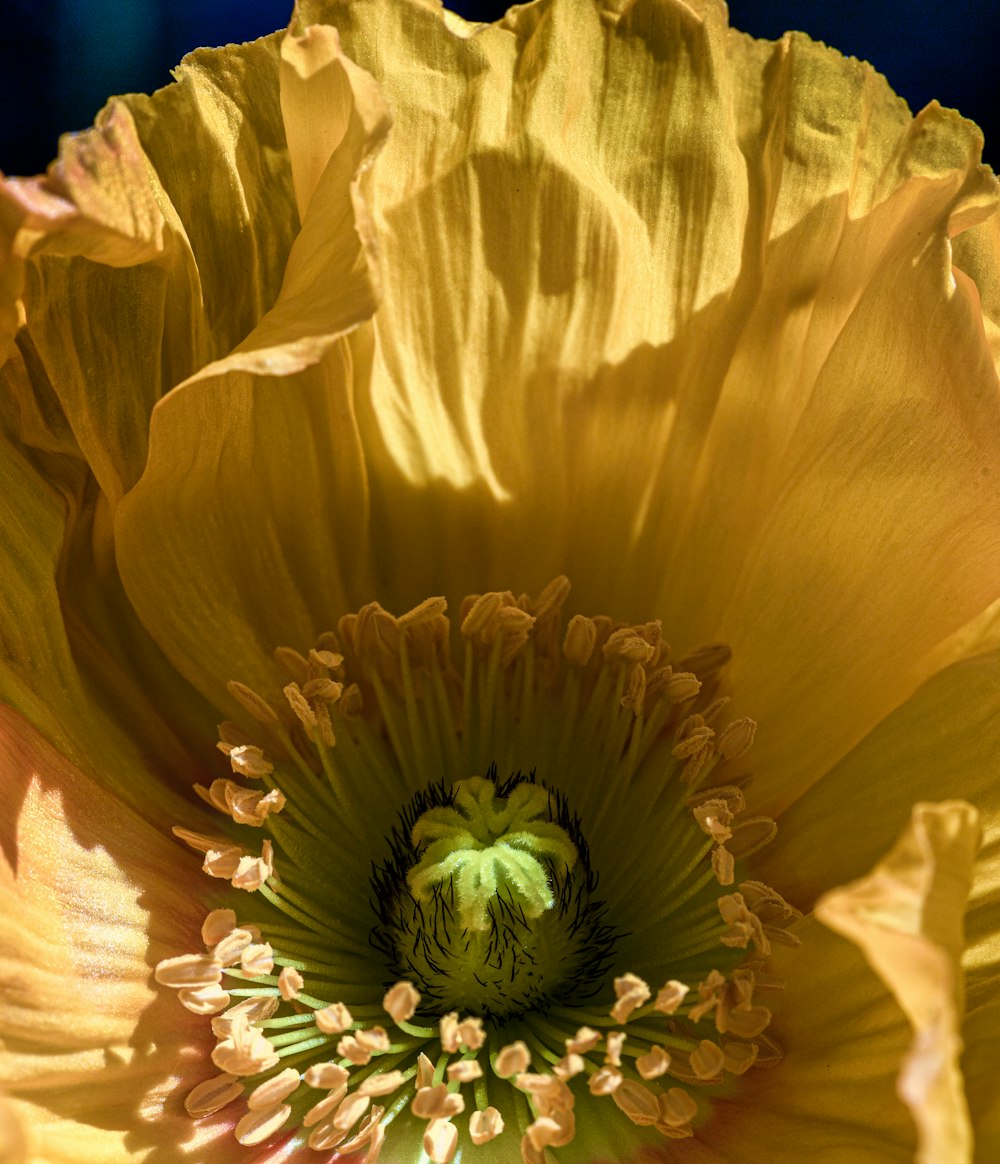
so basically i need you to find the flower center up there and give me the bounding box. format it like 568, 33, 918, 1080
372, 769, 614, 1020
155, 578, 801, 1162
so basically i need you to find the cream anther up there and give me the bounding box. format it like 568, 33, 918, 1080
398, 595, 448, 627
227, 744, 274, 778
565, 1027, 601, 1054
553, 1053, 585, 1080
355, 1026, 390, 1053
226, 680, 280, 725
240, 943, 274, 977
202, 846, 243, 880
654, 979, 690, 1014
278, 965, 304, 1000
303, 1088, 350, 1129
303, 1062, 349, 1090
284, 682, 317, 729
412, 1084, 465, 1120
154, 953, 222, 989
446, 1059, 483, 1083
201, 908, 237, 946
358, 1070, 407, 1097
383, 980, 420, 1023
423, 1117, 458, 1164
337, 1035, 372, 1065
495, 1040, 531, 1077
211, 996, 278, 1039
469, 1107, 504, 1145
178, 983, 230, 1015
213, 927, 254, 966
527, 1108, 575, 1149
315, 1002, 353, 1034
184, 1073, 244, 1117
611, 972, 651, 1023
247, 1067, 300, 1109
636, 1046, 671, 1079
588, 1066, 622, 1095
604, 1031, 625, 1067
613, 1080, 660, 1126
211, 1014, 280, 1076
658, 1087, 698, 1129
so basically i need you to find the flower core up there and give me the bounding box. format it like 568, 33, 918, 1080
372, 769, 614, 1021
157, 578, 800, 1161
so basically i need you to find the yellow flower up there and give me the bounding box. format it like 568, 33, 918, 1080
2, 0, 999, 1162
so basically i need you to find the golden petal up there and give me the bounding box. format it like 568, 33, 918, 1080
815, 802, 981, 1164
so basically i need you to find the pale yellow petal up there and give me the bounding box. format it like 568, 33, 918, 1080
815, 802, 981, 1164
0, 706, 231, 1163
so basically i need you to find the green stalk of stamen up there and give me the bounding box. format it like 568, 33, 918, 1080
396, 1019, 438, 1039
398, 638, 434, 783
368, 670, 417, 787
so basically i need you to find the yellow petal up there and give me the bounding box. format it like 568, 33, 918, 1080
754, 648, 1000, 910
176, 19, 391, 388
115, 350, 372, 709
673, 915, 917, 1163
961, 997, 1000, 1162
0, 705, 228, 1163
815, 802, 981, 1164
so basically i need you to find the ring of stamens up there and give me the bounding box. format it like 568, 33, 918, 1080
156, 577, 800, 1161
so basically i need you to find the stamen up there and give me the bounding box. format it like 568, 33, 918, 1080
156, 577, 794, 1160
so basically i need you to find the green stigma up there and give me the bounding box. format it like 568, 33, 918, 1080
371, 767, 617, 1021
407, 776, 578, 932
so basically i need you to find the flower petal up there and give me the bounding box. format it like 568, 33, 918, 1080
0, 705, 226, 1163
815, 801, 981, 1164
961, 997, 1000, 1162
673, 915, 917, 1163
115, 351, 372, 709
175, 19, 391, 388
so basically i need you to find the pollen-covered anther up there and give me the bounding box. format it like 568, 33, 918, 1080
515, 1073, 573, 1115
177, 983, 231, 1015
718, 893, 771, 954
469, 1107, 505, 1145
446, 1059, 483, 1083
247, 1068, 301, 1110
201, 908, 237, 946
383, 980, 420, 1023
230, 839, 274, 891
202, 845, 243, 880
636, 1045, 671, 1079
225, 743, 274, 778
278, 965, 304, 1000
184, 1073, 244, 1117
495, 1040, 531, 1077
355, 1027, 391, 1053
604, 1031, 626, 1067
690, 1039, 726, 1081
212, 927, 254, 966
673, 719, 715, 760
337, 1036, 372, 1066
565, 1026, 601, 1054
154, 953, 222, 989
358, 1070, 407, 1097
527, 1108, 576, 1150
211, 1013, 280, 1076
611, 972, 651, 1022
553, 1053, 585, 1080
620, 663, 647, 713
423, 1117, 459, 1164
240, 942, 274, 977
613, 1080, 661, 1127
303, 1062, 349, 1090
588, 1066, 623, 1095
411, 1084, 465, 1120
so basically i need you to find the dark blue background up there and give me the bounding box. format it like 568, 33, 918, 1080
2, 0, 997, 174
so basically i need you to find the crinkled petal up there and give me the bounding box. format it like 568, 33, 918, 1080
815, 801, 981, 1164
289, 1, 1000, 823
0, 706, 223, 1164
